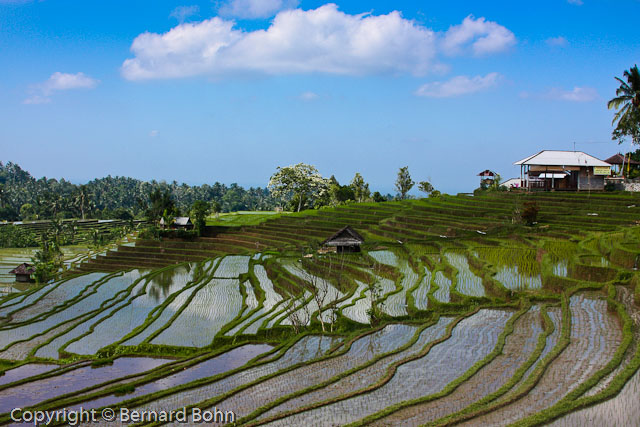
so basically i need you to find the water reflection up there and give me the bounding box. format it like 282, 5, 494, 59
147, 264, 193, 302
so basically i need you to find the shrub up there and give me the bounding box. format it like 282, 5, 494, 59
0, 225, 38, 248
521, 201, 539, 225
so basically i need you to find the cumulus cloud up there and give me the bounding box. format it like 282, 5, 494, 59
121, 6, 515, 81
546, 36, 568, 47
442, 15, 516, 56
170, 5, 199, 23
547, 87, 598, 102
121, 4, 445, 80
23, 72, 99, 104
218, 0, 299, 19
415, 72, 500, 98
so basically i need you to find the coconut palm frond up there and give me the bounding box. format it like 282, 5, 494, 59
608, 96, 630, 110
608, 65, 640, 141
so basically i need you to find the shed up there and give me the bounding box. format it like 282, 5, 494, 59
9, 263, 35, 282
159, 217, 194, 230
322, 226, 364, 253
514, 150, 611, 191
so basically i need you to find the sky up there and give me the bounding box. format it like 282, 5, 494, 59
1, 0, 639, 195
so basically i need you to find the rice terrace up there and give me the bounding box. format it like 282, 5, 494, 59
1, 189, 640, 426
2, 1, 640, 426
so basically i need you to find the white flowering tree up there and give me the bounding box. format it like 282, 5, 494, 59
268, 163, 328, 212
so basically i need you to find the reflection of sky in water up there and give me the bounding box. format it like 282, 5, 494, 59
495, 266, 542, 291
552, 260, 568, 277
70, 344, 274, 411
0, 363, 58, 386
0, 357, 171, 413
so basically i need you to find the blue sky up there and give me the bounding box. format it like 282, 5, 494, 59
1, 0, 639, 195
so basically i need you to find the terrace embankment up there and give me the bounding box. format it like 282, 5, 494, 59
75, 192, 640, 272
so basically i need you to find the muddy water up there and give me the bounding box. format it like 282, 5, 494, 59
0, 357, 170, 413
70, 344, 274, 410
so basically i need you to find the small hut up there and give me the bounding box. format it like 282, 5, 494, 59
159, 217, 194, 230
477, 170, 496, 187
322, 226, 364, 253
9, 263, 35, 282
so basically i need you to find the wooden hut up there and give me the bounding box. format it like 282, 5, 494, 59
322, 226, 364, 253
477, 170, 496, 187
159, 217, 194, 230
9, 263, 35, 282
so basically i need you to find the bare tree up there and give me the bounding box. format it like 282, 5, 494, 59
301, 256, 332, 333
366, 262, 384, 326
285, 291, 311, 334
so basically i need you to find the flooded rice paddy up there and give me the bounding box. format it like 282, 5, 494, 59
0, 242, 637, 426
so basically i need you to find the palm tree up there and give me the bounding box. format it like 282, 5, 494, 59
74, 185, 92, 220
608, 65, 640, 145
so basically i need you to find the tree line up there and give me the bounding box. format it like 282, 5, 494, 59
0, 162, 437, 221
0, 162, 277, 221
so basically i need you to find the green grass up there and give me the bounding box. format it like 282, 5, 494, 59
206, 211, 288, 227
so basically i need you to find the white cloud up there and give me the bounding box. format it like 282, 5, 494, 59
121, 4, 442, 80
546, 36, 568, 47
23, 72, 99, 104
442, 15, 516, 56
170, 5, 199, 23
299, 91, 319, 101
415, 72, 500, 98
219, 0, 298, 19
547, 87, 598, 102
149, 130, 159, 137
41, 72, 98, 94
567, 0, 583, 5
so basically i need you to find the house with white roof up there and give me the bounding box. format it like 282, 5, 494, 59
514, 150, 611, 191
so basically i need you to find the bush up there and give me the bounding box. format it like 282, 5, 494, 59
521, 201, 539, 225
604, 182, 616, 192
0, 225, 38, 248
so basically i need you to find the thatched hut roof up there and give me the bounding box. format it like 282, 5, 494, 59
9, 263, 35, 275
604, 154, 640, 165
322, 226, 365, 247
477, 170, 496, 177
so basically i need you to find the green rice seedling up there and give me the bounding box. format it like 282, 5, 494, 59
124, 335, 340, 415
150, 278, 244, 347
433, 271, 452, 303
267, 310, 512, 426
445, 252, 485, 297
340, 281, 370, 324
0, 272, 139, 356
368, 250, 399, 267
412, 267, 432, 311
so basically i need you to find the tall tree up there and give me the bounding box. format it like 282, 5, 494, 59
190, 200, 210, 236
74, 185, 92, 220
608, 65, 640, 145
147, 189, 176, 223
268, 163, 328, 212
350, 173, 370, 203
395, 166, 414, 200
